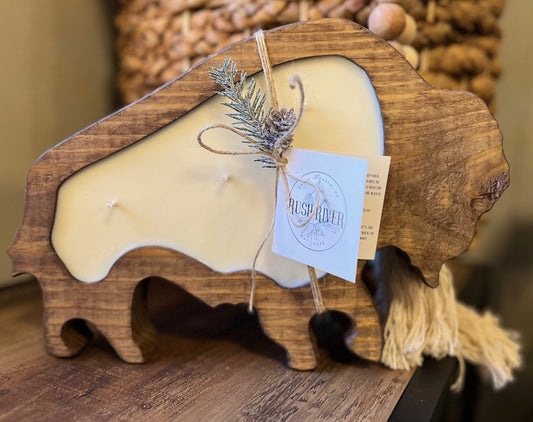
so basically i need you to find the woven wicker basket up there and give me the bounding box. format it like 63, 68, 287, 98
115, 0, 504, 112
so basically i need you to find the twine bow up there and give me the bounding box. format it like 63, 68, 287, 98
197, 31, 326, 314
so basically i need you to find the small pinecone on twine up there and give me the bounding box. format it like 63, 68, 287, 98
262, 107, 297, 150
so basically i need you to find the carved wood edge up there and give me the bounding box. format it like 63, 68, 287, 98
8, 19, 508, 367
20, 246, 381, 369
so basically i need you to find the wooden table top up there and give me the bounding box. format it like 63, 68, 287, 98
0, 278, 417, 421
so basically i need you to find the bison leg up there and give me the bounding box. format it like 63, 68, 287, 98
40, 276, 157, 363
318, 274, 383, 362
90, 280, 158, 363
254, 278, 318, 370
39, 277, 92, 357
43, 312, 92, 358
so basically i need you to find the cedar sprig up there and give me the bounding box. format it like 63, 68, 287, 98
209, 58, 276, 167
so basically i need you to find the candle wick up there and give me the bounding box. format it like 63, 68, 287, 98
221, 175, 230, 182
106, 200, 118, 208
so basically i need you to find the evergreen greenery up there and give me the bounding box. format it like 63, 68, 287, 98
209, 58, 276, 167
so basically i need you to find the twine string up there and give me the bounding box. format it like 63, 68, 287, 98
256, 31, 279, 111
308, 265, 326, 313
198, 76, 322, 226
198, 30, 327, 314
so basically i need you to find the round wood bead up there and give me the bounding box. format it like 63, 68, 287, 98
388, 40, 405, 56
396, 13, 417, 45
368, 3, 406, 40
403, 45, 420, 69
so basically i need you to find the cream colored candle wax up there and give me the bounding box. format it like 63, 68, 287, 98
52, 56, 384, 288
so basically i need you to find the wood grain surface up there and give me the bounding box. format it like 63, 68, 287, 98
0, 280, 414, 422
8, 19, 508, 369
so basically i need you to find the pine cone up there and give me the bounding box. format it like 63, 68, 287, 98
262, 107, 297, 150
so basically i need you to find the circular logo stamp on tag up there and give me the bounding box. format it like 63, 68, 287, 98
287, 171, 347, 251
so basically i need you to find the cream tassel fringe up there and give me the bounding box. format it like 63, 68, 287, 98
372, 248, 522, 391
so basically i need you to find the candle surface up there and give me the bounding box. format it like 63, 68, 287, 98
52, 56, 384, 288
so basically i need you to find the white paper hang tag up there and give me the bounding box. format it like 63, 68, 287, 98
346, 154, 391, 260
272, 148, 367, 283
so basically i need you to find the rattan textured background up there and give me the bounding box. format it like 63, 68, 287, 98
115, 0, 504, 112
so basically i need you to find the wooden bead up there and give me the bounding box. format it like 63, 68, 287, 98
403, 45, 419, 69
368, 3, 406, 40
387, 40, 405, 56
387, 41, 418, 69
396, 13, 417, 45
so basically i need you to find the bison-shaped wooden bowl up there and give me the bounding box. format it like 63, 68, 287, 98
9, 19, 508, 370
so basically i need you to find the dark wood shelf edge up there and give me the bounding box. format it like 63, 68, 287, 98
389, 357, 458, 422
